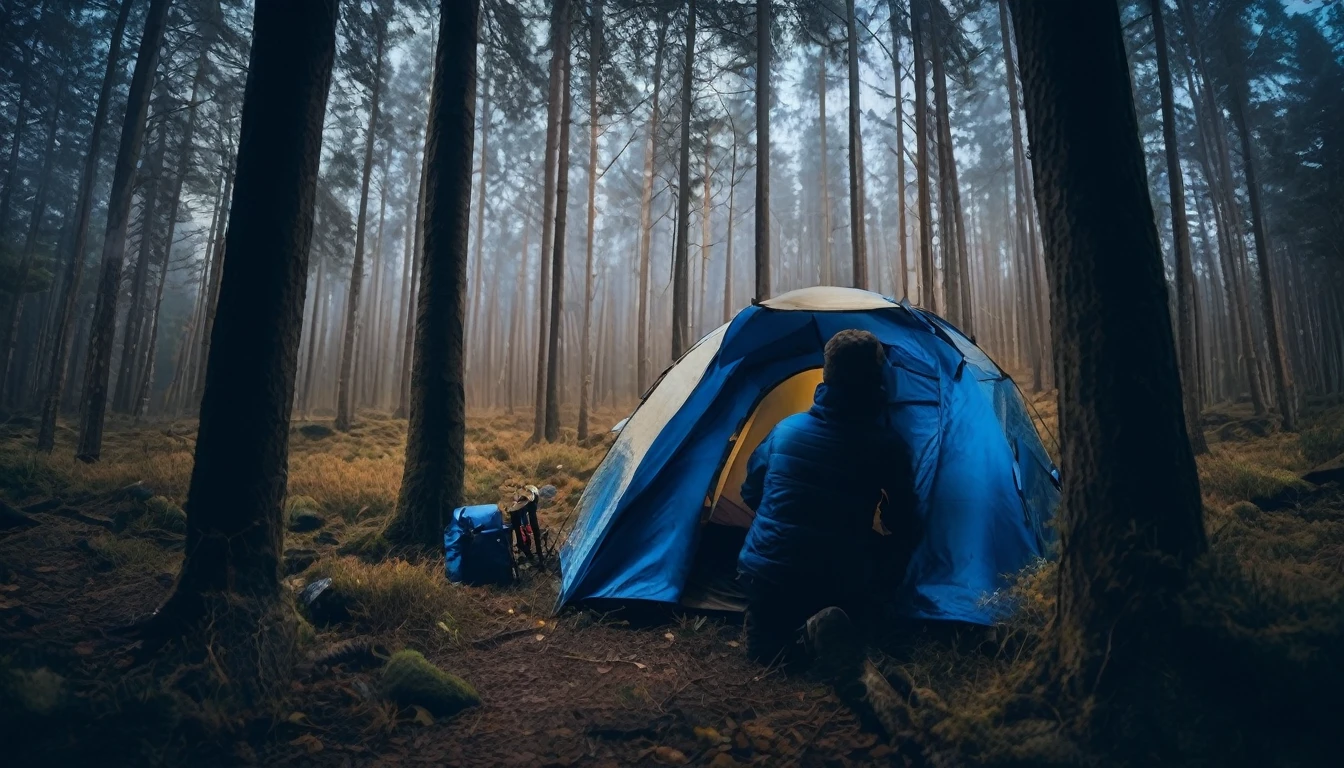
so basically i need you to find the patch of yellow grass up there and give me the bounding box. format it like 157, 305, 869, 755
306, 556, 485, 642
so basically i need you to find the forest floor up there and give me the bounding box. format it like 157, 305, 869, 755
1, 393, 1342, 766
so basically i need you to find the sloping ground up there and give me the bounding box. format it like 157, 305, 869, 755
1, 398, 1342, 766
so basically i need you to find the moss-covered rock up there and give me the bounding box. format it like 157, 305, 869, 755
288, 510, 326, 532
380, 650, 480, 716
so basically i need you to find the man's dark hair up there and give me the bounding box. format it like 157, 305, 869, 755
822, 330, 884, 394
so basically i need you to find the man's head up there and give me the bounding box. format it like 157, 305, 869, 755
822, 330, 885, 403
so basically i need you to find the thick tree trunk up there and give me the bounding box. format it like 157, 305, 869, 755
635, 23, 667, 396
387, 0, 480, 548
335, 26, 385, 431
672, 0, 696, 359
578, 0, 602, 442
911, 0, 935, 310
0, 93, 62, 402
1151, 0, 1208, 454
543, 15, 573, 443
153, 0, 336, 663
76, 0, 172, 462
1008, 0, 1206, 711
846, 0, 868, 289
754, 0, 771, 301
889, 0, 908, 299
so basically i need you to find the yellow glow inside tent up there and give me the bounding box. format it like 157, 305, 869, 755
707, 368, 824, 526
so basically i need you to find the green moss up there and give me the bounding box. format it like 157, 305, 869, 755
1201, 456, 1312, 504
285, 495, 322, 514
1300, 412, 1344, 465
4, 666, 65, 715
140, 496, 187, 534
380, 650, 480, 716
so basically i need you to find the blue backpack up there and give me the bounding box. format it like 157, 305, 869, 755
444, 505, 516, 586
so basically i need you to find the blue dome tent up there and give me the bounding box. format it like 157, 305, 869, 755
557, 287, 1059, 625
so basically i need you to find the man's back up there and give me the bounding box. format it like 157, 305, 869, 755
736, 383, 915, 586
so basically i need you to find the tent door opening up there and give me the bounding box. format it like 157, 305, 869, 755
679, 368, 824, 612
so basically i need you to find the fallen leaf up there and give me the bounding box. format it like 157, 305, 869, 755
437, 621, 452, 633
694, 726, 724, 745
411, 705, 434, 726
869, 744, 893, 758
633, 661, 647, 670
853, 733, 878, 749
0, 584, 18, 592
726, 640, 739, 648
536, 619, 547, 627
663, 633, 675, 641
652, 746, 688, 765
534, 634, 546, 642
0, 598, 19, 610
74, 641, 96, 656
287, 712, 307, 724
595, 666, 612, 675
708, 754, 743, 768
507, 608, 515, 614
288, 734, 324, 753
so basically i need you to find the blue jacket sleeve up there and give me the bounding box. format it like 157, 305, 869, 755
740, 431, 773, 512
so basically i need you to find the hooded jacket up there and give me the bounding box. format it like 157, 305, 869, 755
736, 381, 918, 588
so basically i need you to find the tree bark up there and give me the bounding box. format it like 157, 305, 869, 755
335, 24, 386, 431
1226, 82, 1296, 431
386, 0, 479, 547
672, 0, 696, 359
636, 22, 667, 396
76, 0, 172, 462
543, 10, 573, 443
930, 12, 961, 325
888, 0, 908, 299
698, 134, 711, 336
0, 92, 62, 402
153, 0, 336, 649
754, 0, 771, 301
723, 139, 737, 323
533, 0, 568, 442
467, 76, 491, 382
113, 117, 168, 413
1008, 0, 1206, 710
818, 49, 832, 285
193, 148, 234, 407
577, 0, 602, 442
846, 0, 868, 290
1151, 0, 1208, 454
911, 0, 935, 311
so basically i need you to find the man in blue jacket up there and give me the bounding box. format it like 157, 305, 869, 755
738, 329, 920, 668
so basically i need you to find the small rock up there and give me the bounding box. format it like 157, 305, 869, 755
1302, 453, 1344, 486
380, 649, 480, 717
298, 577, 349, 625
288, 510, 326, 533
538, 485, 558, 499
298, 424, 335, 440
119, 483, 155, 502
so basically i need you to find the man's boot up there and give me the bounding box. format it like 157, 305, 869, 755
805, 607, 908, 739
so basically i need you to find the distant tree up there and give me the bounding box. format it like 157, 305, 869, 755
386, 0, 482, 549
671, 0, 696, 359
1008, 0, 1206, 718
754, 0, 771, 301
533, 0, 568, 443
577, 0, 603, 442
543, 0, 574, 443
75, 0, 172, 462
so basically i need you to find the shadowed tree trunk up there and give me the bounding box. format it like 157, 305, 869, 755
396, 124, 430, 419
1151, 0, 1208, 454
149, 0, 337, 677
0, 91, 62, 402
385, 0, 480, 548
723, 138, 737, 323
577, 0, 602, 443
888, 0, 908, 298
912, 0, 935, 310
846, 0, 868, 290
755, 0, 771, 301
543, 10, 573, 443
1008, 0, 1206, 715
193, 147, 234, 407
635, 21, 667, 396
533, 0, 568, 442
467, 76, 491, 382
930, 11, 961, 325
335, 24, 386, 431
672, 0, 696, 359
76, 0, 172, 462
